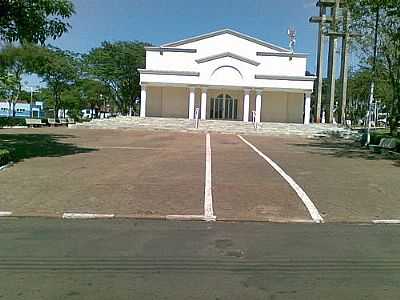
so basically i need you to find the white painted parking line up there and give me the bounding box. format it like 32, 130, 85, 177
204, 133, 216, 221
0, 211, 12, 217
373, 220, 400, 224
237, 135, 324, 223
62, 213, 115, 219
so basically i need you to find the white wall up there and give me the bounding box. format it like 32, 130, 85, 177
261, 92, 304, 123
146, 86, 188, 118
141, 31, 312, 91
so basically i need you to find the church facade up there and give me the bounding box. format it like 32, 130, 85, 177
139, 29, 315, 124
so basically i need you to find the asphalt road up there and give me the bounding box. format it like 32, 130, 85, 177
1, 219, 400, 299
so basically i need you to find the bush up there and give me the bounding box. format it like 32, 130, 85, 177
0, 149, 15, 166
0, 117, 26, 128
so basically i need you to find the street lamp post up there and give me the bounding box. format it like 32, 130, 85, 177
366, 7, 380, 145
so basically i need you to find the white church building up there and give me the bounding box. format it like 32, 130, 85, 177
139, 29, 315, 124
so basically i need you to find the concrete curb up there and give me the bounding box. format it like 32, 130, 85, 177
372, 220, 400, 224
166, 214, 216, 221
1, 212, 400, 224
0, 211, 13, 217
0, 126, 28, 129
0, 162, 14, 172
62, 213, 115, 219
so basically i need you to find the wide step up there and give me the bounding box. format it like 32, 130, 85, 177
71, 116, 357, 138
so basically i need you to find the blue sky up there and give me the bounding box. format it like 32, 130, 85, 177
55, 0, 319, 66
27, 0, 327, 89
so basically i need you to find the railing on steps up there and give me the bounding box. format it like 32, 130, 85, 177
194, 107, 200, 128
252, 110, 258, 129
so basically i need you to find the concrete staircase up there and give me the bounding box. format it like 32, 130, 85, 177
71, 116, 357, 138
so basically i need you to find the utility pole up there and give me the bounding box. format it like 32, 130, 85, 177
338, 8, 351, 125
366, 7, 380, 145
310, 0, 334, 123
311, 6, 326, 123
326, 0, 340, 123
311, 0, 358, 124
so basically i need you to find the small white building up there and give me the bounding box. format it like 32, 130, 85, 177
139, 29, 315, 124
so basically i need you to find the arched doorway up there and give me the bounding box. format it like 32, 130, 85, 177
209, 94, 238, 120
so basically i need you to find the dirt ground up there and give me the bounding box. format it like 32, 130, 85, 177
0, 127, 399, 222
244, 135, 400, 222
0, 128, 204, 217
211, 134, 309, 222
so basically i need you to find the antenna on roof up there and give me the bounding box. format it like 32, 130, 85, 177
288, 27, 296, 53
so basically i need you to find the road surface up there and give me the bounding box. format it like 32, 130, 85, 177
0, 218, 399, 299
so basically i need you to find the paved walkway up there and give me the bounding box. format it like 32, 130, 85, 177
72, 116, 357, 138
1, 128, 399, 223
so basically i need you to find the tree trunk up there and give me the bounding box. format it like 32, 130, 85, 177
390, 87, 399, 135
12, 100, 16, 117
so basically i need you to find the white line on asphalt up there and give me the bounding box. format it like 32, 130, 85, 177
237, 135, 324, 223
62, 213, 115, 219
204, 133, 216, 221
373, 220, 400, 224
0, 211, 12, 217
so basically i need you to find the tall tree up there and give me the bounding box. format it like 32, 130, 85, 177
84, 41, 150, 114
0, 72, 19, 116
29, 46, 79, 118
348, 0, 400, 134
0, 44, 35, 116
0, 0, 75, 44
60, 79, 112, 119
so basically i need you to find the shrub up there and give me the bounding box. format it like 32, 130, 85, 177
0, 117, 26, 128
0, 149, 15, 166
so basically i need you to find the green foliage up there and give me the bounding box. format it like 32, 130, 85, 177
0, 44, 34, 116
0, 117, 26, 127
0, 0, 75, 44
344, 67, 393, 124
0, 44, 44, 116
0, 72, 19, 100
0, 148, 15, 166
84, 41, 150, 114
29, 46, 79, 117
348, 0, 400, 133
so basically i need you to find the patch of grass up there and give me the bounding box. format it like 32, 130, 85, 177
0, 148, 15, 166
0, 134, 96, 162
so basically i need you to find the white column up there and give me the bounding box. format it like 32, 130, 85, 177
243, 89, 250, 122
140, 85, 147, 118
201, 88, 207, 120
304, 92, 311, 124
255, 90, 262, 123
188, 87, 195, 120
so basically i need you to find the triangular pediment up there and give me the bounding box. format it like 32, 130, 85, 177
161, 29, 290, 53
195, 52, 260, 66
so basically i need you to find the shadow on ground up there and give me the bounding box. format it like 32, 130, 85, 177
0, 134, 96, 161
292, 136, 400, 167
